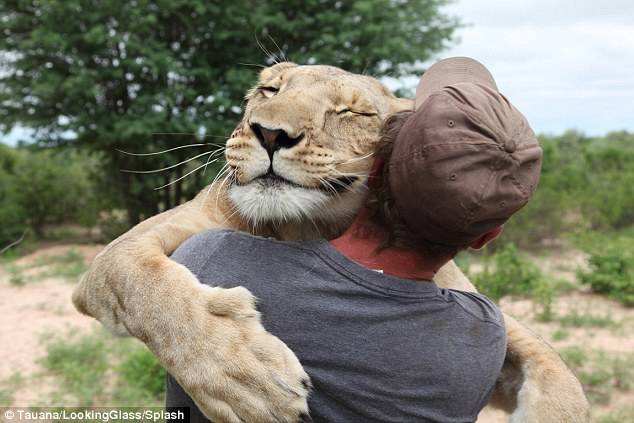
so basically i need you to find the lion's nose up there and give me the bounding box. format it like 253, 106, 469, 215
251, 123, 304, 159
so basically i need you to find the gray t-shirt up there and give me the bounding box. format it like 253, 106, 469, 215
166, 230, 506, 423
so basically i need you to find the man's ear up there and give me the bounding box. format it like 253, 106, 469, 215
470, 226, 504, 250
390, 97, 414, 114
259, 62, 298, 83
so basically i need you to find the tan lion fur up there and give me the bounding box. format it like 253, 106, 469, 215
73, 63, 589, 423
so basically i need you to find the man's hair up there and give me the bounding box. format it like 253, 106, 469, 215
364, 111, 468, 260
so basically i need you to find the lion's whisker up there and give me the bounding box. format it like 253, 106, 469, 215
222, 201, 243, 226
121, 150, 216, 174
266, 33, 288, 62
202, 147, 227, 176
255, 32, 280, 65
211, 163, 231, 186
152, 132, 230, 141
328, 168, 369, 179
317, 177, 342, 199
334, 152, 375, 165
215, 169, 237, 212
238, 62, 267, 69
198, 163, 230, 212
154, 160, 220, 191
116, 143, 209, 156
202, 163, 231, 207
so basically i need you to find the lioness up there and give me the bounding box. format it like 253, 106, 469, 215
73, 62, 589, 423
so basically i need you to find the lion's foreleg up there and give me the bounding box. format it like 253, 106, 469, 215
502, 315, 590, 423
72, 192, 221, 336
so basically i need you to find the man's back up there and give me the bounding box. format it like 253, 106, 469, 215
167, 230, 506, 423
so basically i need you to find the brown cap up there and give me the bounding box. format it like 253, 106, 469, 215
388, 57, 542, 247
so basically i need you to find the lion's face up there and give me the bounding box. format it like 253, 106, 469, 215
224, 62, 411, 235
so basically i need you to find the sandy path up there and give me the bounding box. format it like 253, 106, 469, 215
0, 276, 98, 379
0, 245, 102, 405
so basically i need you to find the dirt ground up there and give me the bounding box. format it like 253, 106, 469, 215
0, 244, 632, 422
0, 245, 102, 405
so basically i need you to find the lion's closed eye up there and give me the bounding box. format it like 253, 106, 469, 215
335, 105, 377, 117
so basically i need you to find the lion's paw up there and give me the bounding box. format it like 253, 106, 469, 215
179, 285, 311, 423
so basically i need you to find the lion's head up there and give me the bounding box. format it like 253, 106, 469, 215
223, 62, 411, 238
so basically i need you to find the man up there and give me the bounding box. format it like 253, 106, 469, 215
166, 57, 542, 422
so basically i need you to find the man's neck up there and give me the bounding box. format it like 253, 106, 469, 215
329, 216, 443, 281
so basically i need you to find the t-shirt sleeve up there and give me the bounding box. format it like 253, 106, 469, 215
446, 290, 507, 418
449, 290, 506, 326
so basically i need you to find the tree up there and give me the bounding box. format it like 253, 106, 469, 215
0, 0, 459, 224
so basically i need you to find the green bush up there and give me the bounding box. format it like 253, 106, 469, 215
0, 146, 28, 246
474, 244, 542, 299
577, 235, 634, 306
494, 130, 634, 250
472, 244, 556, 320
580, 132, 634, 229
0, 146, 111, 244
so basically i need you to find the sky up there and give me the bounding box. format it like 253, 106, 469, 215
3, 0, 634, 144
420, 0, 634, 135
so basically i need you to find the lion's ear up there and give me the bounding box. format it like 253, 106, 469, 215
389, 97, 414, 114
259, 62, 298, 82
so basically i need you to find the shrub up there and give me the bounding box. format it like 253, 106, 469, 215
0, 145, 113, 244
0, 167, 27, 247
472, 244, 556, 320
474, 244, 542, 299
492, 131, 634, 250
577, 236, 634, 306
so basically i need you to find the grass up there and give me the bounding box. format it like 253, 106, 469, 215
1, 247, 87, 285
6, 262, 26, 286
40, 329, 165, 407
560, 346, 587, 368
42, 331, 110, 404
558, 310, 620, 329
113, 342, 167, 404
551, 328, 569, 341
598, 407, 634, 423
0, 372, 23, 406
34, 248, 87, 280
560, 347, 634, 405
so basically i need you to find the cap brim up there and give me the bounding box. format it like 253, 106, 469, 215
416, 57, 498, 109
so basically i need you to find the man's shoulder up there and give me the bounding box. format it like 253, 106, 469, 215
173, 229, 238, 257
170, 229, 256, 271
171, 229, 315, 275
443, 289, 505, 328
